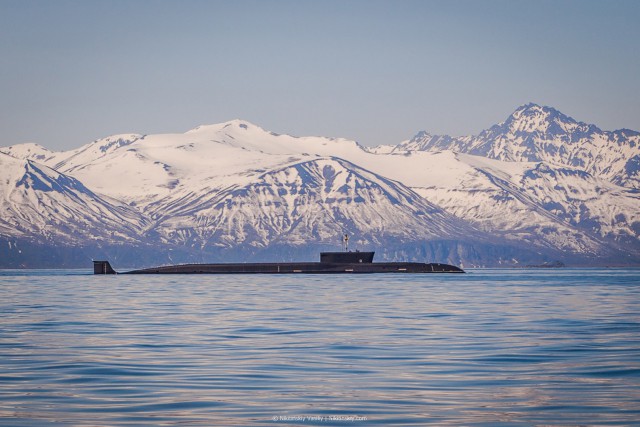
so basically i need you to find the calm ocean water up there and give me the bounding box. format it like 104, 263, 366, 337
0, 269, 639, 426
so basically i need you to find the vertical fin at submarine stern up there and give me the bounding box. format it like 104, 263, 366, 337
93, 261, 117, 275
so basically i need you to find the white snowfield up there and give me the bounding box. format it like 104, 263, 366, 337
1, 104, 638, 263
0, 152, 147, 243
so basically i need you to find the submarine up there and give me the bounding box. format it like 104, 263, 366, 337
93, 235, 464, 275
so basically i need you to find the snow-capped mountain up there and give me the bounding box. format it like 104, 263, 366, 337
412, 152, 639, 257
1, 106, 638, 267
388, 103, 640, 189
152, 156, 483, 248
0, 152, 147, 245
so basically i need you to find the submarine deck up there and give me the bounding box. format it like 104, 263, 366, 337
115, 261, 464, 274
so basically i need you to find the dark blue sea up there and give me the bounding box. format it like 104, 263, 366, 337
0, 269, 639, 426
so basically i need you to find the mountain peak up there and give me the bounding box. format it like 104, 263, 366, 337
221, 119, 260, 130
408, 130, 433, 143
503, 103, 577, 134
187, 119, 265, 135
0, 142, 54, 163
514, 102, 557, 114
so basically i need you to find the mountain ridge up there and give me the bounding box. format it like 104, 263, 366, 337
1, 105, 638, 267
390, 103, 640, 189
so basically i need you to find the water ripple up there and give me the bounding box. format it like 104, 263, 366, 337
0, 269, 639, 425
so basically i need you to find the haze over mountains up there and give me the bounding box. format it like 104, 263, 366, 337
1, 104, 638, 268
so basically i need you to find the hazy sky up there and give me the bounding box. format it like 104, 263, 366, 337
1, 0, 639, 150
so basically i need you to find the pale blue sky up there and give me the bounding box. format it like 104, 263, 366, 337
1, 0, 639, 150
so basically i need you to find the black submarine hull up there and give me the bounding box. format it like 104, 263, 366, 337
93, 250, 464, 274
94, 260, 464, 274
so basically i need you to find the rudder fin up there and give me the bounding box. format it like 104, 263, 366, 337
93, 260, 117, 275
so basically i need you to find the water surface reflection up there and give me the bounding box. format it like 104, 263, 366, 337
0, 269, 639, 425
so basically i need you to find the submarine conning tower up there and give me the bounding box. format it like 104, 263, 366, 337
320, 233, 374, 264
320, 251, 375, 264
